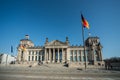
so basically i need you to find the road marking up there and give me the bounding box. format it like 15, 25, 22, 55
0, 74, 118, 80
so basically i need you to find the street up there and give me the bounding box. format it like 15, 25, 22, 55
0, 64, 120, 80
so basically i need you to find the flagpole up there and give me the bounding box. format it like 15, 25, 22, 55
82, 25, 87, 69
81, 12, 90, 70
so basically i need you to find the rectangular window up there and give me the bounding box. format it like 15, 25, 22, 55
83, 56, 85, 61
74, 50, 77, 55
36, 51, 38, 55
78, 56, 81, 61
70, 56, 73, 61
32, 51, 34, 55
70, 50, 73, 55
81, 50, 84, 55
35, 56, 37, 61
32, 56, 34, 61
39, 51, 41, 55
74, 56, 77, 62
38, 56, 41, 61
28, 56, 30, 61
42, 51, 44, 55
29, 51, 31, 55
42, 56, 44, 61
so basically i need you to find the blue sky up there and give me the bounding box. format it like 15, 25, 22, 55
0, 0, 120, 59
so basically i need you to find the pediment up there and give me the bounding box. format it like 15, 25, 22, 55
45, 40, 67, 46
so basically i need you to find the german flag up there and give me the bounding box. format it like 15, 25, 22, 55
81, 14, 89, 29
20, 45, 26, 51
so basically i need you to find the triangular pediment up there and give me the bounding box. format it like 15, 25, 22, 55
45, 40, 68, 46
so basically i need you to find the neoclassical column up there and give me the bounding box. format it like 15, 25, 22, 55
53, 48, 55, 62
62, 48, 64, 62
41, 54, 42, 61
86, 51, 87, 62
80, 50, 83, 61
35, 51, 36, 61
77, 50, 79, 62
57, 48, 59, 63
49, 48, 51, 62
30, 51, 32, 61
47, 49, 48, 62
36, 51, 38, 61
65, 49, 67, 62
38, 51, 39, 61
34, 51, 36, 61
73, 50, 74, 62
47, 49, 49, 62
45, 48, 47, 62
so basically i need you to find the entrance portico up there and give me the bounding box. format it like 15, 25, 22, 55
45, 48, 67, 63
44, 40, 69, 63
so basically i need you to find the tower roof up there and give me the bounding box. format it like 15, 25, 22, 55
20, 35, 33, 43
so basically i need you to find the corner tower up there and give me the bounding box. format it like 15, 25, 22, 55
17, 35, 34, 62
85, 37, 103, 65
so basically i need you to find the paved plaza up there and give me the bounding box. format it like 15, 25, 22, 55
0, 64, 120, 80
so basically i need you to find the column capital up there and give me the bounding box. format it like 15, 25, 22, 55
45, 48, 47, 62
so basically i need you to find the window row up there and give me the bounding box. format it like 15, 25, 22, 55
28, 56, 44, 61
29, 51, 44, 55
70, 50, 89, 56
70, 56, 86, 62
70, 50, 83, 56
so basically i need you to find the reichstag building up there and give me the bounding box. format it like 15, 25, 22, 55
17, 35, 104, 67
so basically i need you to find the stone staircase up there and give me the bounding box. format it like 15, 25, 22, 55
42, 63, 65, 68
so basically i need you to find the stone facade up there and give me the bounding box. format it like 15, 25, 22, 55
17, 35, 104, 67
